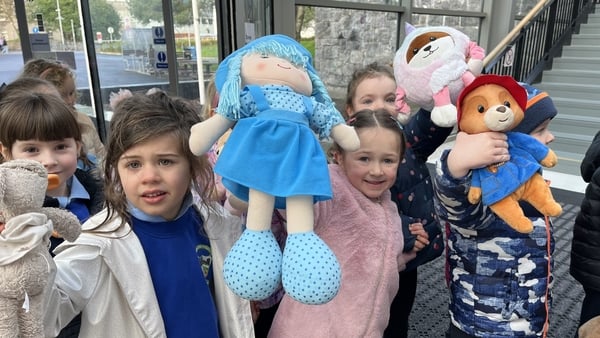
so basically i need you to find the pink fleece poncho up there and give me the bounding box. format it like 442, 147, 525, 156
268, 164, 415, 338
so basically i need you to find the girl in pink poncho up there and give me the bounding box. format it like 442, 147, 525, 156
268, 109, 428, 338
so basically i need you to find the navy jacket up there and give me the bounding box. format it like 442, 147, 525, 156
390, 109, 453, 270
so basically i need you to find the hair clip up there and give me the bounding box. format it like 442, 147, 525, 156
346, 117, 357, 125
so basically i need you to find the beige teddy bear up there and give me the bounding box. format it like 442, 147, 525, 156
0, 159, 81, 338
579, 315, 600, 338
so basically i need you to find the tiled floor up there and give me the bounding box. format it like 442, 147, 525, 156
407, 163, 587, 337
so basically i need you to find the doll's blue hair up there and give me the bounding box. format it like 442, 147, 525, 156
215, 34, 335, 119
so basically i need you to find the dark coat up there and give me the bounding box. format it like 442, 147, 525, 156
390, 109, 453, 270
45, 168, 104, 253
571, 130, 600, 292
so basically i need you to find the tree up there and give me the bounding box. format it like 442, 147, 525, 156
128, 0, 215, 26
90, 0, 122, 40
0, 0, 17, 36
29, 0, 79, 40
295, 6, 314, 40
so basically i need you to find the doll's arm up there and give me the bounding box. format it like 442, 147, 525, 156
189, 115, 235, 156
330, 124, 360, 152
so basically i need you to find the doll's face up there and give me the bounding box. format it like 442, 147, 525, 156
241, 53, 313, 96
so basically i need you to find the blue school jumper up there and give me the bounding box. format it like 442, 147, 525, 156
131, 200, 219, 338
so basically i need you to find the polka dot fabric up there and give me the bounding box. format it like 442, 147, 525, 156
223, 229, 282, 300
282, 232, 341, 304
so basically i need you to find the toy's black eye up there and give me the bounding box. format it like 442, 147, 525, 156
260, 52, 268, 58
429, 36, 436, 42
504, 101, 511, 108
477, 105, 485, 113
412, 48, 419, 55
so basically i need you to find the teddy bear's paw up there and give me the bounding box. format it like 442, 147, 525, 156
540, 202, 562, 217
467, 59, 484, 77
396, 111, 416, 125
223, 229, 282, 301
431, 105, 457, 127
281, 232, 341, 305
541, 150, 558, 168
507, 218, 534, 234
467, 187, 482, 204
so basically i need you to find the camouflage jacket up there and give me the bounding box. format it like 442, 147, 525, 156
434, 149, 554, 337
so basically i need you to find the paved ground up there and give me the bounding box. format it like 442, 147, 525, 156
407, 188, 586, 338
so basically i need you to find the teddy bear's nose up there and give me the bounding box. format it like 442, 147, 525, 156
496, 106, 507, 113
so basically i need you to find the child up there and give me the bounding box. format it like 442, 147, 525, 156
0, 76, 61, 99
36, 91, 254, 337
0, 90, 104, 338
570, 129, 600, 335
268, 109, 426, 337
434, 83, 558, 337
20, 58, 106, 166
0, 90, 104, 249
344, 61, 452, 337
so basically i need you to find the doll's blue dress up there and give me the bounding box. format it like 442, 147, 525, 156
214, 84, 343, 209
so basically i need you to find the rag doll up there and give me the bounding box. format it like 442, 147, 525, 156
456, 74, 562, 233
189, 34, 359, 305
0, 159, 81, 338
393, 24, 485, 127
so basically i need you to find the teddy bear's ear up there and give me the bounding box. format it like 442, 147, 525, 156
405, 22, 416, 36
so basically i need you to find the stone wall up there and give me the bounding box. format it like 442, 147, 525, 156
313, 8, 398, 102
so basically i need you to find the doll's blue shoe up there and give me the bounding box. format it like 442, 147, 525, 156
281, 231, 341, 305
223, 228, 282, 300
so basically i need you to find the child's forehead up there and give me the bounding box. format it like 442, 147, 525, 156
14, 137, 76, 143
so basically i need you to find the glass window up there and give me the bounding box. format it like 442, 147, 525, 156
410, 14, 480, 41
86, 0, 220, 130
237, 0, 271, 46
0, 1, 20, 84
514, 0, 538, 17
413, 0, 482, 11
2, 0, 221, 138
327, 0, 401, 5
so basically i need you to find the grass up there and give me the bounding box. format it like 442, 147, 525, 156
300, 38, 315, 57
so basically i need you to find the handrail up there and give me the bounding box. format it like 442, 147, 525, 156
483, 0, 551, 66
483, 0, 596, 84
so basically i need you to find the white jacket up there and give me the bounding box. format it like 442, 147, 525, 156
44, 203, 255, 338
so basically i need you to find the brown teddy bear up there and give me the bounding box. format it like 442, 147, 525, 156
455, 74, 562, 233
0, 159, 81, 338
